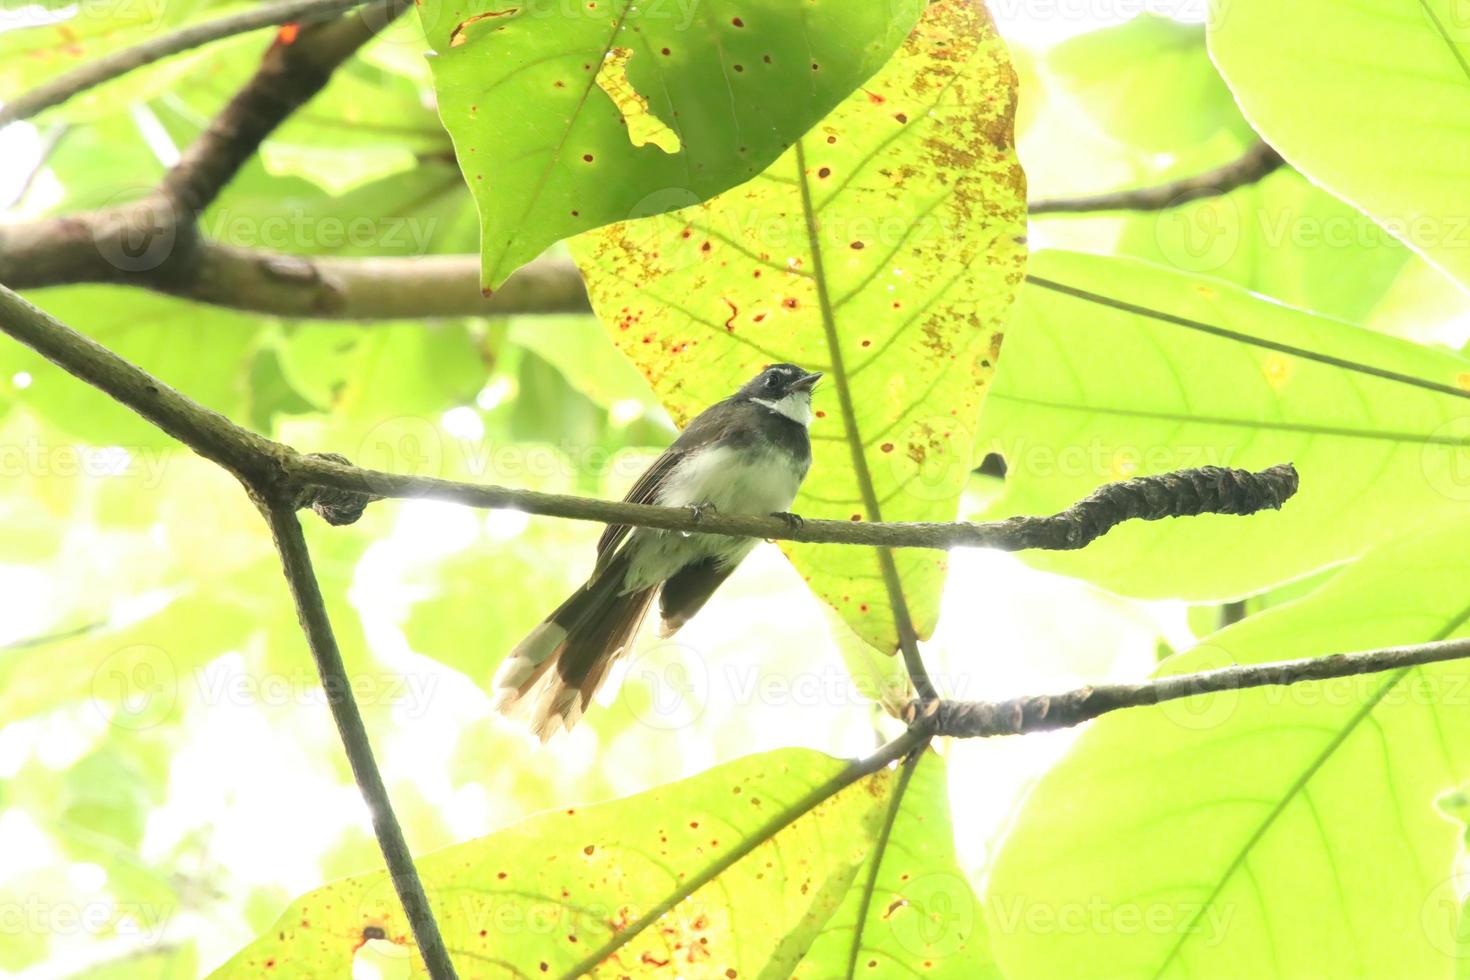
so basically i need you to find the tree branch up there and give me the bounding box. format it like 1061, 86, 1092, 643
159, 0, 409, 214
1028, 140, 1284, 216
260, 496, 458, 980
288, 453, 1300, 550
0, 0, 369, 128
907, 636, 1470, 738
0, 143, 1285, 321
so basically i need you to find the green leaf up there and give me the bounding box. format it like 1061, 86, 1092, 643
1049, 14, 1251, 152
1208, 0, 1470, 290
978, 250, 1470, 599
418, 0, 925, 286
0, 591, 256, 727
507, 315, 658, 411
4, 288, 261, 448
986, 520, 1470, 978
209, 747, 903, 978
794, 752, 999, 979
571, 0, 1027, 653
1113, 167, 1414, 325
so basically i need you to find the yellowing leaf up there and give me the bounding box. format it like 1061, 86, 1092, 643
209, 748, 901, 978
570, 0, 1027, 654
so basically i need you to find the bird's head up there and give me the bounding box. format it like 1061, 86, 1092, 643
734, 363, 823, 426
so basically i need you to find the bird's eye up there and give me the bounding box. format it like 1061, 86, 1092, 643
765, 375, 779, 388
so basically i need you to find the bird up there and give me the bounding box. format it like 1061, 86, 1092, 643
492, 362, 823, 740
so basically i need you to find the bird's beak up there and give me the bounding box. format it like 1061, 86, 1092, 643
792, 371, 823, 392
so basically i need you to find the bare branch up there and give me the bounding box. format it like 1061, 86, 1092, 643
0, 211, 587, 318
260, 496, 458, 979
182, 248, 589, 319
907, 636, 1470, 738
160, 0, 410, 214
1029, 140, 1284, 216
0, 283, 279, 480
0, 0, 369, 128
289, 453, 1300, 551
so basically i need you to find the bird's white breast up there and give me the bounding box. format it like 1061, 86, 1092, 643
657, 444, 804, 516
622, 444, 804, 591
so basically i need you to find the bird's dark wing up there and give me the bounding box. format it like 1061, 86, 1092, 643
594, 402, 733, 565
658, 556, 737, 637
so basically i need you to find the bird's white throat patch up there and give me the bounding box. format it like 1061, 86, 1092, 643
751, 392, 813, 427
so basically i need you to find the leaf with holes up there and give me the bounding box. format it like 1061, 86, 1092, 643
209, 747, 916, 978
986, 520, 1470, 977
1208, 0, 1470, 290
569, 0, 1027, 655
418, 0, 924, 287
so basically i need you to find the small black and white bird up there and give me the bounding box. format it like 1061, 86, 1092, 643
493, 363, 822, 740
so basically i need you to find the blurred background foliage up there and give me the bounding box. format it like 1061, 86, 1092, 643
2, 1, 1470, 977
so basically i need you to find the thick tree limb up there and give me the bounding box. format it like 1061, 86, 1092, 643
1029, 140, 1284, 216
0, 0, 369, 128
907, 636, 1470, 738
0, 144, 1288, 321
0, 214, 587, 318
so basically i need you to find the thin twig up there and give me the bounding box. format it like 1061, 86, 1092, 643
907, 636, 1470, 738
260, 497, 458, 980
1, 124, 70, 211
0, 0, 368, 128
1029, 140, 1284, 215
0, 283, 279, 480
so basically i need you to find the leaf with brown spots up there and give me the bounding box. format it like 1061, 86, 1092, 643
571, 0, 1027, 655
418, 0, 924, 286
207, 749, 900, 978
792, 752, 1000, 979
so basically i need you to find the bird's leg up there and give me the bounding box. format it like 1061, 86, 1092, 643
686, 501, 718, 524
771, 511, 804, 532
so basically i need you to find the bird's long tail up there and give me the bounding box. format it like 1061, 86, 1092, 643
492, 553, 655, 741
